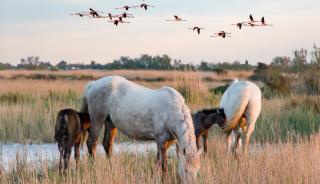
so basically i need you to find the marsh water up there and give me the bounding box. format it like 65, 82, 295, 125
0, 142, 266, 172
0, 142, 172, 171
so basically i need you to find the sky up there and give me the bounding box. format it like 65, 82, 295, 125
0, 0, 320, 65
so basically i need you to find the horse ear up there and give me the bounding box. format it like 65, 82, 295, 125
218, 108, 224, 114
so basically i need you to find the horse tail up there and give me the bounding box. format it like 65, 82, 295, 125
80, 97, 88, 114
222, 90, 251, 134
80, 81, 95, 114
76, 113, 89, 149
54, 111, 64, 142
232, 78, 239, 84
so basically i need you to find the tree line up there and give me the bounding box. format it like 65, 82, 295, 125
0, 54, 253, 72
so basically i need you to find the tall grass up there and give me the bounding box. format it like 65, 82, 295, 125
253, 95, 320, 143
1, 70, 320, 184
0, 70, 319, 143
1, 134, 320, 184
0, 91, 80, 143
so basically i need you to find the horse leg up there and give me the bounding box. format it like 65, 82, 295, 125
58, 145, 63, 173
242, 110, 260, 154
232, 129, 242, 159
202, 131, 209, 153
242, 96, 261, 154
74, 142, 80, 170
156, 140, 169, 174
87, 116, 105, 159
63, 147, 71, 172
195, 135, 201, 150
102, 120, 117, 158
161, 143, 169, 174
87, 125, 102, 159
226, 131, 234, 155
242, 122, 255, 154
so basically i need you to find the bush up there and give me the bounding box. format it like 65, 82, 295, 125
251, 64, 291, 97
303, 66, 320, 95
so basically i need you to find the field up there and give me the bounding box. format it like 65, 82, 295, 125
0, 69, 320, 183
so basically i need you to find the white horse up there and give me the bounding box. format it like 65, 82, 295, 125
81, 76, 200, 183
220, 79, 261, 154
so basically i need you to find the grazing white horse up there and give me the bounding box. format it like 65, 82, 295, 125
81, 76, 200, 183
220, 79, 261, 154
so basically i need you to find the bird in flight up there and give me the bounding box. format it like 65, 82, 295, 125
70, 12, 88, 17
210, 31, 231, 38
260, 17, 273, 26
117, 12, 134, 18
247, 22, 260, 27
189, 27, 205, 35
166, 15, 187, 22
247, 14, 262, 23
106, 13, 117, 20
108, 17, 130, 26
88, 8, 103, 18
231, 22, 244, 30
136, 3, 155, 10
115, 5, 136, 11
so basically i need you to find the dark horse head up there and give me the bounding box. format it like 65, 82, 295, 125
192, 108, 226, 136
192, 108, 226, 152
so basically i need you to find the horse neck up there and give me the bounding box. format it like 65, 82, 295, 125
191, 113, 199, 133
192, 113, 204, 136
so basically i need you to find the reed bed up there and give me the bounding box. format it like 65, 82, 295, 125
0, 70, 320, 183
0, 70, 319, 143
1, 134, 320, 184
0, 69, 253, 82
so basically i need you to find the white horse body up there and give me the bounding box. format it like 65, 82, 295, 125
85, 76, 191, 140
83, 76, 200, 183
220, 79, 261, 153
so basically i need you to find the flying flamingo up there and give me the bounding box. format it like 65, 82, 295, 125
70, 13, 88, 17
117, 12, 134, 18
246, 22, 260, 27
210, 31, 231, 38
231, 22, 244, 30
136, 3, 155, 10
260, 17, 273, 26
106, 13, 117, 20
88, 8, 103, 18
247, 14, 262, 23
115, 5, 136, 11
189, 27, 205, 35
108, 17, 130, 26
166, 15, 187, 22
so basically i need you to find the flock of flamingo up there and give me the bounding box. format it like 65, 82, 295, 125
70, 2, 273, 38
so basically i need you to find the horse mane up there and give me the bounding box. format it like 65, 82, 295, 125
176, 104, 200, 174
194, 108, 225, 117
